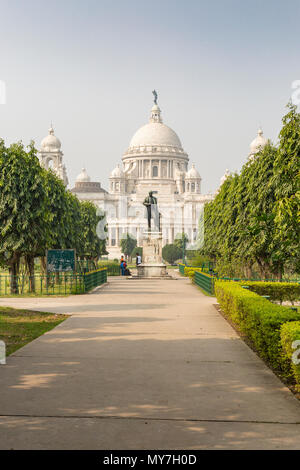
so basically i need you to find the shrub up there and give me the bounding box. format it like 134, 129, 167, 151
184, 267, 202, 280
162, 244, 182, 264
215, 281, 299, 370
131, 247, 143, 259
281, 322, 300, 391
239, 281, 300, 304
98, 260, 120, 275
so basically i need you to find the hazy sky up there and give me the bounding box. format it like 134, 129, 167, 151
0, 0, 299, 193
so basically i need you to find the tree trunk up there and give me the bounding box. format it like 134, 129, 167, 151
8, 254, 20, 294
40, 256, 46, 275
25, 254, 35, 292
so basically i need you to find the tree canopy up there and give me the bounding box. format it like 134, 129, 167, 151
0, 139, 107, 291
202, 103, 300, 279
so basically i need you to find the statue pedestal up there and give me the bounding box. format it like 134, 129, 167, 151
137, 231, 169, 278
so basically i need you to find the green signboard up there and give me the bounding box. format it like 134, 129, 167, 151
47, 249, 76, 272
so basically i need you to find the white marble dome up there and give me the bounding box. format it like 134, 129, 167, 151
186, 163, 200, 179
250, 128, 267, 155
128, 104, 182, 150
41, 127, 61, 152
129, 122, 182, 149
76, 168, 91, 183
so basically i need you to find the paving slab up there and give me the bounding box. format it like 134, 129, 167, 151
0, 276, 300, 449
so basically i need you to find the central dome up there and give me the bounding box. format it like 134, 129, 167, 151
128, 104, 183, 150
129, 122, 182, 149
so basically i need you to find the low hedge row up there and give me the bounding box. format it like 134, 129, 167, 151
183, 267, 202, 280
281, 321, 300, 391
239, 281, 300, 304
215, 281, 299, 370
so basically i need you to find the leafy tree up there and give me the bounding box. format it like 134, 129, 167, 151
202, 103, 300, 279
162, 244, 181, 264
0, 140, 48, 292
120, 233, 137, 260
273, 103, 300, 274
79, 201, 105, 259
131, 246, 143, 259
174, 232, 189, 250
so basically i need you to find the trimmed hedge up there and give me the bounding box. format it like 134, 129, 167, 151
184, 267, 202, 280
215, 281, 299, 370
281, 321, 300, 391
239, 281, 300, 304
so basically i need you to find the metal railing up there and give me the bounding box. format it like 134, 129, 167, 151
0, 268, 107, 296
194, 271, 215, 295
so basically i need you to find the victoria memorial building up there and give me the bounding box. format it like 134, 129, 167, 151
38, 96, 268, 259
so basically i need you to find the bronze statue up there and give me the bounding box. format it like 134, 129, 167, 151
143, 191, 160, 231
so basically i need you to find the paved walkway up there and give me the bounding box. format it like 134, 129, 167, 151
1, 276, 300, 449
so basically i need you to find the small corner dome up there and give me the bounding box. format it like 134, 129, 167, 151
186, 164, 201, 179
250, 128, 267, 154
110, 164, 124, 178
41, 127, 61, 152
76, 168, 91, 183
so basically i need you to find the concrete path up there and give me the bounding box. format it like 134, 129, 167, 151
1, 276, 300, 449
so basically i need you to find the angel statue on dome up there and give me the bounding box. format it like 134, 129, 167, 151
152, 90, 158, 105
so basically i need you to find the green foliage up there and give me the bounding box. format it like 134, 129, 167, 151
186, 253, 211, 268
239, 281, 300, 304
98, 260, 120, 275
78, 201, 104, 258
120, 233, 137, 259
162, 244, 182, 264
131, 246, 143, 258
202, 103, 300, 278
0, 140, 49, 290
0, 138, 107, 293
280, 321, 300, 391
215, 281, 299, 369
174, 232, 189, 250
273, 103, 300, 274
183, 267, 202, 279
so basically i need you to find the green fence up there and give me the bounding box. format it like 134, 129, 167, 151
178, 263, 185, 275
83, 268, 107, 292
0, 268, 107, 296
194, 271, 215, 295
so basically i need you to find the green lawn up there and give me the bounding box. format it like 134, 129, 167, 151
0, 307, 68, 355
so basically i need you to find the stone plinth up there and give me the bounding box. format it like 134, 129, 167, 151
137, 231, 169, 278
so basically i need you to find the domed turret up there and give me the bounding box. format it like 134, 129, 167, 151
185, 164, 201, 194
186, 163, 201, 179
39, 125, 68, 187
76, 168, 91, 183
110, 164, 124, 178
249, 128, 268, 159
109, 164, 125, 194
40, 126, 62, 152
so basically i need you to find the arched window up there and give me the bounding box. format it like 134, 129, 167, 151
152, 165, 158, 177
191, 183, 195, 192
